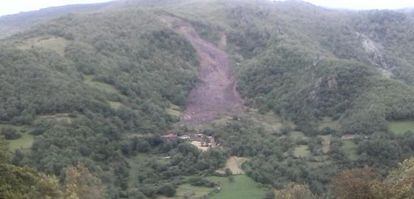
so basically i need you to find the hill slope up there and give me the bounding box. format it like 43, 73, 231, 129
2, 0, 414, 198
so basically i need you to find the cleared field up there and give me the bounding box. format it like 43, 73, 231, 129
210, 115, 234, 126
289, 131, 306, 142
0, 124, 33, 151
174, 184, 212, 198
108, 101, 123, 109
342, 140, 358, 161
389, 121, 414, 135
208, 175, 267, 199
318, 117, 340, 131
36, 113, 73, 124
217, 156, 249, 175
320, 135, 331, 153
83, 75, 121, 95
294, 145, 310, 158
17, 36, 68, 56
248, 109, 285, 132
0, 124, 26, 132
166, 104, 182, 117
190, 141, 210, 152
8, 133, 34, 151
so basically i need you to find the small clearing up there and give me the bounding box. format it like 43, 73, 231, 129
83, 75, 121, 95
170, 175, 267, 199
8, 133, 34, 151
247, 109, 288, 133
37, 113, 73, 124
318, 117, 340, 131
17, 36, 68, 56
289, 131, 307, 142
208, 175, 267, 199
0, 124, 33, 151
294, 145, 310, 158
342, 140, 358, 161
166, 104, 182, 117
217, 156, 249, 175
320, 135, 331, 154
218, 32, 227, 50
174, 184, 212, 199
108, 101, 123, 110
191, 141, 210, 152
389, 120, 414, 135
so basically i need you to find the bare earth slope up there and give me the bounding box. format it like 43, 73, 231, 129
162, 16, 244, 124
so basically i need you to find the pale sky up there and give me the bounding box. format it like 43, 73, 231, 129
303, 0, 414, 10
0, 0, 113, 16
0, 0, 414, 16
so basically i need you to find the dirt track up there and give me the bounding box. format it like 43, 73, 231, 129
162, 16, 244, 124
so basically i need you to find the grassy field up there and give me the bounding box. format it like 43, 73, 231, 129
389, 121, 414, 135
166, 104, 182, 117
17, 36, 68, 56
294, 145, 310, 158
207, 175, 267, 199
0, 124, 34, 151
217, 156, 249, 175
36, 113, 73, 124
318, 117, 341, 131
320, 135, 331, 153
247, 109, 285, 132
209, 115, 234, 127
289, 131, 306, 141
8, 133, 34, 151
108, 101, 123, 109
342, 140, 358, 161
174, 184, 213, 198
83, 75, 121, 95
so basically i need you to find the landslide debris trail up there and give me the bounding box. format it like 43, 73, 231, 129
162, 16, 244, 124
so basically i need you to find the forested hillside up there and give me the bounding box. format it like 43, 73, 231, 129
2, 0, 414, 198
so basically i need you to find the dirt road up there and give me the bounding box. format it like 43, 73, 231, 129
162, 16, 244, 124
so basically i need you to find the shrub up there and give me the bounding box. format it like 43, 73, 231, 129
225, 168, 233, 176
188, 177, 216, 187
157, 184, 176, 197
1, 128, 21, 140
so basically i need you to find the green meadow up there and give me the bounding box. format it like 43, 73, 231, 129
389, 121, 414, 135
208, 175, 267, 199
342, 140, 358, 161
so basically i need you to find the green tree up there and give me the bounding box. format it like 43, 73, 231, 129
331, 168, 376, 199
371, 158, 414, 198
0, 137, 8, 164
157, 184, 176, 197
276, 183, 317, 199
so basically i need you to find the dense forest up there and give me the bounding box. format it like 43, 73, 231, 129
2, 0, 414, 198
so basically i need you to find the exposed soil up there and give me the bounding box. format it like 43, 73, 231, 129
217, 156, 249, 175
162, 16, 244, 125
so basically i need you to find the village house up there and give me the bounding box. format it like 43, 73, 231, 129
341, 133, 356, 140
201, 136, 216, 147
178, 135, 191, 140
161, 131, 217, 151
